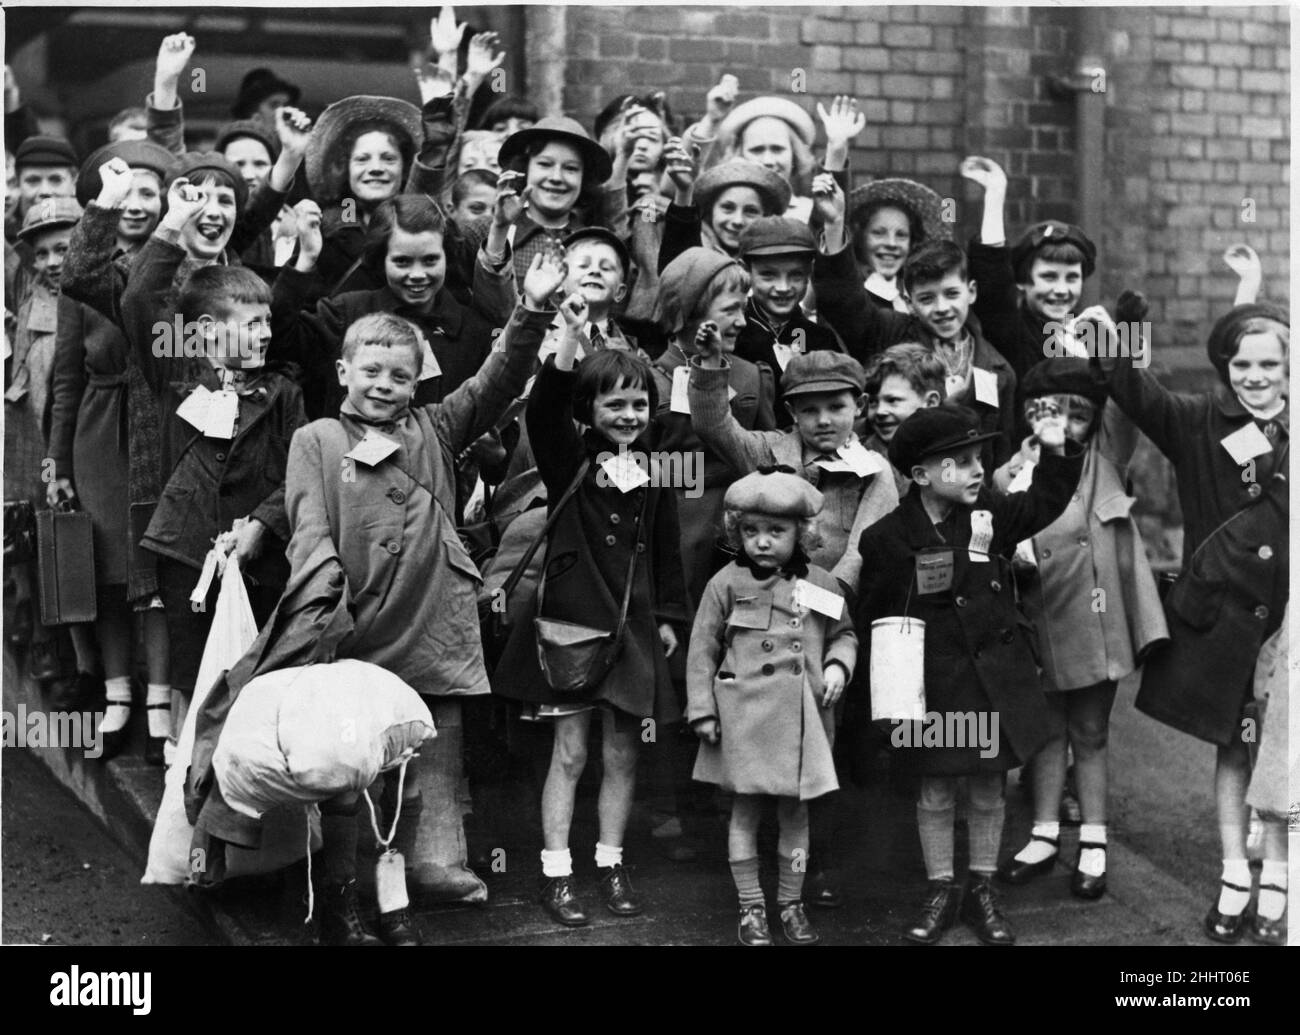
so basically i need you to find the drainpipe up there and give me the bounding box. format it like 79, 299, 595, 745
526, 5, 567, 117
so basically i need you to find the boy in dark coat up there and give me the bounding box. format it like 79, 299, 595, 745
854, 403, 1083, 945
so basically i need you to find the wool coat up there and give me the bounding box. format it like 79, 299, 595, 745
853, 445, 1084, 775
1097, 354, 1288, 745
4, 281, 59, 502
736, 298, 845, 430
686, 560, 857, 799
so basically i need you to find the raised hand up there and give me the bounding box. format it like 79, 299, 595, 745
45, 476, 75, 509
274, 106, 313, 157
155, 32, 196, 84
429, 5, 466, 58
816, 95, 866, 145
559, 290, 589, 330
959, 155, 1008, 194
4, 65, 19, 115
412, 63, 456, 104
1223, 243, 1262, 280
1114, 289, 1149, 325
492, 170, 527, 227
811, 172, 845, 224
1031, 409, 1067, 453
162, 177, 207, 231
293, 199, 323, 271
705, 73, 740, 125
522, 246, 566, 309
693, 320, 724, 362
663, 136, 698, 195
465, 31, 505, 80
95, 157, 135, 209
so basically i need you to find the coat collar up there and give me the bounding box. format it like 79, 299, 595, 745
1212, 383, 1289, 432
373, 284, 465, 338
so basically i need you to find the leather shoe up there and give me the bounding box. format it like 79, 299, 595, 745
1070, 842, 1107, 900
377, 908, 423, 946
737, 904, 773, 946
1250, 913, 1286, 946
144, 736, 168, 766
778, 901, 819, 944
99, 725, 130, 763
995, 836, 1058, 885
598, 863, 643, 916
805, 869, 842, 909
318, 879, 382, 946
961, 873, 1015, 945
904, 879, 961, 944
540, 875, 590, 927
1203, 881, 1252, 943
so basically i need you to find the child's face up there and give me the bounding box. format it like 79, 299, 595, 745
179, 180, 238, 261
874, 374, 938, 443
691, 287, 748, 352
117, 169, 163, 244
1021, 258, 1083, 322
738, 512, 797, 569
223, 137, 273, 191
709, 186, 764, 254
457, 134, 502, 177
1229, 331, 1288, 411
384, 227, 446, 311
18, 163, 75, 213
452, 181, 496, 224
861, 206, 910, 280
336, 341, 420, 420
748, 255, 810, 321
30, 226, 73, 290
207, 301, 272, 370
5, 152, 18, 223
590, 377, 650, 447
490, 116, 533, 136
563, 240, 626, 311
739, 117, 793, 181
622, 108, 667, 174
349, 130, 404, 205
787, 389, 864, 455
914, 446, 984, 507
906, 271, 976, 343
526, 141, 584, 220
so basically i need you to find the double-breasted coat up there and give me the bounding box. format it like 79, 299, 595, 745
853, 445, 1084, 775
686, 561, 857, 800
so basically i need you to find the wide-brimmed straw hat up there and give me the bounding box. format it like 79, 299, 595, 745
694, 158, 792, 216
716, 96, 816, 153
306, 95, 422, 205
848, 178, 950, 245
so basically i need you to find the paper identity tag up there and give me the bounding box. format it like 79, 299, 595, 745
671, 365, 735, 415
972, 367, 1000, 408
204, 390, 239, 439
968, 509, 994, 563
177, 384, 214, 432
915, 548, 955, 594
600, 450, 651, 493
1220, 422, 1273, 465
376, 851, 409, 912
417, 330, 442, 381
817, 438, 887, 477
792, 578, 844, 619
772, 343, 794, 371
345, 429, 400, 467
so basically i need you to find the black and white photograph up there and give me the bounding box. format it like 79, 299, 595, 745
0, 0, 1294, 989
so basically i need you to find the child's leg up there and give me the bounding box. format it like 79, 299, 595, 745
1009, 693, 1067, 868
540, 710, 592, 865
917, 776, 958, 880
97, 603, 134, 737
1214, 738, 1253, 916
728, 794, 764, 906
1257, 817, 1288, 924
966, 771, 1006, 876
1067, 681, 1117, 878
595, 708, 640, 859
775, 796, 811, 905
140, 605, 172, 741
68, 622, 98, 675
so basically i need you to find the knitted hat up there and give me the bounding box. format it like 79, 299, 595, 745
15, 135, 77, 170
164, 152, 249, 214
738, 215, 816, 259
848, 178, 950, 244
724, 469, 824, 519
562, 226, 631, 279
694, 158, 791, 216
306, 95, 421, 205
498, 115, 613, 185
1011, 220, 1097, 281
1019, 358, 1109, 406
17, 196, 83, 242
656, 247, 741, 334
214, 119, 281, 161
1205, 302, 1290, 385
717, 96, 816, 152
75, 140, 174, 206
231, 67, 301, 119
783, 351, 866, 397
888, 403, 1001, 473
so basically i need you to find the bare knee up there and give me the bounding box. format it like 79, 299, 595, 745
602, 729, 639, 777
1068, 713, 1110, 756
551, 729, 589, 781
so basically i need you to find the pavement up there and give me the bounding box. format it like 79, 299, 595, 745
2, 647, 1278, 948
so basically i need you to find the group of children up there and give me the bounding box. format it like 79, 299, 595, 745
3, 13, 1288, 949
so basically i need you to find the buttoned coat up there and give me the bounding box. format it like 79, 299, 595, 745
853, 446, 1084, 774
686, 561, 857, 799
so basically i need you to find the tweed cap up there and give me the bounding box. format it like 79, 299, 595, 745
783, 351, 866, 397
725, 469, 824, 519
738, 215, 816, 259
17, 196, 83, 241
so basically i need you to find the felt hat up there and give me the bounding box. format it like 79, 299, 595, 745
725, 469, 824, 519
306, 95, 422, 205
694, 157, 791, 216
75, 140, 175, 206
783, 351, 866, 398
888, 403, 1001, 473
231, 67, 301, 119
214, 119, 281, 161
15, 135, 78, 170
164, 152, 249, 214
847, 178, 950, 244
717, 96, 816, 152
562, 226, 631, 279
1019, 358, 1109, 406
738, 215, 816, 259
1011, 220, 1097, 280
656, 247, 741, 334
17, 196, 83, 242
497, 115, 613, 185
1205, 302, 1290, 385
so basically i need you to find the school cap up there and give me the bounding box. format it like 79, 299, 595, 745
717, 96, 816, 150
694, 158, 791, 216
15, 135, 78, 170
75, 140, 175, 206
231, 68, 301, 120
17, 196, 83, 242
656, 247, 741, 334
738, 215, 816, 259
562, 226, 631, 278
165, 152, 249, 214
782, 351, 866, 398
1011, 220, 1097, 280
498, 115, 613, 185
724, 468, 823, 519
1019, 358, 1108, 406
888, 403, 1001, 473
1205, 302, 1290, 385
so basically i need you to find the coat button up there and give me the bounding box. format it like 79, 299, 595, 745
1258, 545, 1274, 560
609, 513, 620, 524
791, 662, 802, 675
761, 639, 774, 652
990, 580, 1002, 593
761, 663, 775, 675
791, 641, 802, 652
1248, 483, 1263, 498
1040, 548, 1052, 559
605, 534, 617, 546
1001, 628, 1015, 644
215, 451, 227, 462
387, 487, 406, 504
1254, 605, 1269, 620
790, 617, 801, 628
385, 540, 401, 555
637, 542, 646, 553
955, 595, 968, 607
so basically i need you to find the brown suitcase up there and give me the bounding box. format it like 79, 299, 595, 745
36, 505, 97, 625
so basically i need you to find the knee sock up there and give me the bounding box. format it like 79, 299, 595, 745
1015, 820, 1060, 864
319, 807, 360, 886
1257, 860, 1287, 921
1218, 858, 1252, 916
541, 847, 573, 879
100, 676, 132, 735
1078, 822, 1107, 877
729, 856, 764, 908
776, 801, 810, 905
967, 801, 1006, 875
146, 683, 172, 738
916, 803, 956, 881
594, 842, 623, 869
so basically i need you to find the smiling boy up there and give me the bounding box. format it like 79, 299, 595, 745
863, 343, 946, 495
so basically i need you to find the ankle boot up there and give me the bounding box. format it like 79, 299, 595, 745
376, 907, 423, 946
318, 879, 382, 946
961, 873, 1015, 945
904, 879, 962, 944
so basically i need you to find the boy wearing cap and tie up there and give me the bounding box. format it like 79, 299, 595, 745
854, 402, 1084, 945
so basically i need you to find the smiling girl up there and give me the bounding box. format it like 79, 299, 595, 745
847, 179, 949, 314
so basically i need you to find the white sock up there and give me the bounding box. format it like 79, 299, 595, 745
1258, 860, 1288, 921
146, 683, 172, 738
541, 848, 572, 879
595, 842, 623, 869
1015, 821, 1059, 864
1217, 858, 1252, 916
1078, 823, 1107, 877
100, 676, 132, 735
